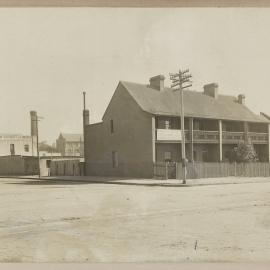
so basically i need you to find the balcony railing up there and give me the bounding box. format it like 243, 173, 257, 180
193, 130, 219, 143
248, 132, 268, 144
156, 128, 268, 144
222, 131, 244, 143
156, 129, 189, 142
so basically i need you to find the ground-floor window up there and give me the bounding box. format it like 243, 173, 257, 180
46, 160, 51, 168
112, 151, 119, 168
202, 150, 208, 162
164, 151, 172, 162
193, 151, 197, 161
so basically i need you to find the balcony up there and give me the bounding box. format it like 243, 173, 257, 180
156, 129, 268, 144
248, 132, 268, 144
222, 131, 244, 144
193, 130, 219, 143
156, 129, 189, 142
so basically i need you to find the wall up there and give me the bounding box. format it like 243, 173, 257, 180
65, 142, 83, 156
0, 156, 25, 175
56, 136, 84, 157
24, 156, 39, 175
192, 144, 219, 162
0, 135, 37, 156
193, 119, 219, 131
56, 136, 65, 156
0, 156, 39, 175
254, 144, 268, 162
156, 143, 181, 162
85, 83, 153, 178
50, 159, 82, 176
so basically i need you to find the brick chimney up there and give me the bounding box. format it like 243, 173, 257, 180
30, 111, 38, 137
238, 94, 245, 105
149, 75, 165, 91
83, 109, 90, 126
203, 83, 219, 99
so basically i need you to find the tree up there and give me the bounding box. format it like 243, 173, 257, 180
39, 141, 57, 153
229, 141, 258, 163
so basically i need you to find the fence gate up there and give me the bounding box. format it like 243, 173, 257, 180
153, 162, 176, 179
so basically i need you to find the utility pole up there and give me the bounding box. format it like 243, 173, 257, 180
83, 91, 86, 161
170, 69, 192, 184
82, 92, 90, 175
83, 91, 86, 111
36, 119, 40, 178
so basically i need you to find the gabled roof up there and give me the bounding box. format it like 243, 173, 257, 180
59, 133, 83, 142
120, 81, 268, 123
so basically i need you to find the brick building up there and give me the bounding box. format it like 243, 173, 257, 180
85, 75, 270, 178
56, 133, 84, 157
0, 111, 38, 157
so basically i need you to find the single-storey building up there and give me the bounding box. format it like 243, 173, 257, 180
84, 75, 270, 178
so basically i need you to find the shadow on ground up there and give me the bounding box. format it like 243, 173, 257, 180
5, 179, 188, 188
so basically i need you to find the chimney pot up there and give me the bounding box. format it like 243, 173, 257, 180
149, 75, 165, 91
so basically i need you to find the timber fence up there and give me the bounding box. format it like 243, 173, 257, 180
153, 162, 270, 180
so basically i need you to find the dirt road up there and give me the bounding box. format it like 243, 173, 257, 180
0, 177, 270, 262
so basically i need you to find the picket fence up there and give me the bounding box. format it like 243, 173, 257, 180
153, 162, 270, 180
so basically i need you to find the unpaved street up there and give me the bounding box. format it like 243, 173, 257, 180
0, 177, 270, 262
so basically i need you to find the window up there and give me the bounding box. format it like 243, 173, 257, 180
24, 144, 29, 152
112, 151, 118, 168
193, 151, 197, 161
164, 151, 172, 162
199, 121, 205, 130
73, 164, 76, 176
10, 144, 15, 155
110, 119, 114, 133
165, 120, 171, 129
46, 160, 51, 168
202, 150, 208, 162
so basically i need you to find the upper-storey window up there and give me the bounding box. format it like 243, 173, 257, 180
24, 144, 29, 152
10, 144, 15, 155
110, 119, 114, 133
165, 120, 171, 129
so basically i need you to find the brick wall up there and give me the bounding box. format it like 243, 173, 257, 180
85, 83, 153, 178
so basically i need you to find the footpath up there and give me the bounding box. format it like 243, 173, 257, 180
1, 175, 270, 187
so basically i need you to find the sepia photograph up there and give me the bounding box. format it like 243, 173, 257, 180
1, 2, 270, 266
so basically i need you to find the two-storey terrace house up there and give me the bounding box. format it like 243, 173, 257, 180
85, 75, 270, 178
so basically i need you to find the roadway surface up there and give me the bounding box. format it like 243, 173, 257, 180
0, 177, 270, 262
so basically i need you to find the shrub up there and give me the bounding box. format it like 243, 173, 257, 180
229, 141, 258, 163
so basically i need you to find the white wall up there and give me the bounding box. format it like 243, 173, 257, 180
0, 135, 37, 156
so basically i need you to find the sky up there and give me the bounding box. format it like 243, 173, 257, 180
0, 8, 270, 143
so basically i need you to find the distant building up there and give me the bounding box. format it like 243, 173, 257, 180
85, 75, 270, 178
39, 151, 62, 157
0, 111, 38, 156
56, 133, 84, 157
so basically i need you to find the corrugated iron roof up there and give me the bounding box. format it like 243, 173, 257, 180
120, 81, 268, 123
